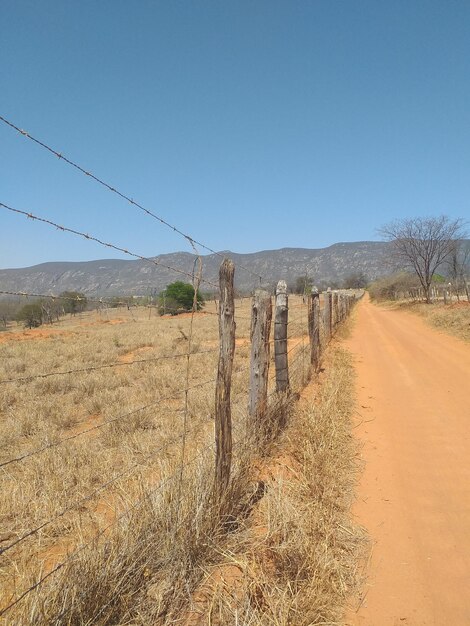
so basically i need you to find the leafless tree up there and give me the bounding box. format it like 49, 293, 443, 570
448, 240, 470, 302
379, 216, 467, 303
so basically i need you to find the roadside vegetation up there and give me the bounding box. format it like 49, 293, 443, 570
379, 215, 468, 304
394, 301, 470, 343
369, 273, 470, 343
0, 291, 364, 624
184, 346, 366, 625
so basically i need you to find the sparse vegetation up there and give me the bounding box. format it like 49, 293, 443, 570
379, 215, 467, 303
0, 296, 317, 623
59, 290, 88, 314
292, 275, 313, 295
395, 300, 470, 343
159, 281, 204, 315
368, 274, 470, 342
16, 302, 44, 328
343, 271, 369, 289
368, 272, 420, 301
183, 347, 366, 624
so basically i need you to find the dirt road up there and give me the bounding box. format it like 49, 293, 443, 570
345, 296, 470, 626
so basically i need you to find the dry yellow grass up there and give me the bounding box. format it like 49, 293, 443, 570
178, 346, 366, 625
387, 300, 470, 343
0, 295, 315, 624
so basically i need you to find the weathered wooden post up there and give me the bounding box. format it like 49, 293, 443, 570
321, 291, 330, 344
333, 291, 339, 328
249, 289, 272, 432
214, 259, 236, 497
308, 286, 321, 372
325, 288, 333, 341
274, 280, 289, 393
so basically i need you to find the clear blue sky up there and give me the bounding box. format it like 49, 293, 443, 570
1, 0, 469, 268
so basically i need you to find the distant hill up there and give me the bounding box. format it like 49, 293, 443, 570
0, 241, 393, 297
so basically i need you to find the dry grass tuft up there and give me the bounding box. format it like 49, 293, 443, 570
16, 444, 258, 625
185, 347, 367, 625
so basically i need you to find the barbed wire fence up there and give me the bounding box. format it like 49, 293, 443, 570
0, 115, 360, 623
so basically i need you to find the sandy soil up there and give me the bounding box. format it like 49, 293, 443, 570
346, 295, 470, 626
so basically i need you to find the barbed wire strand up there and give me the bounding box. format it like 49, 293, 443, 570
0, 348, 219, 385
0, 416, 211, 557
0, 360, 255, 471
0, 377, 218, 470
0, 290, 133, 308
0, 311, 309, 470
0, 289, 254, 322
87, 436, 253, 625
0, 201, 218, 291
45, 431, 255, 625
0, 115, 265, 283
0, 435, 230, 619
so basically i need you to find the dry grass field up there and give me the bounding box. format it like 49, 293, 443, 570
393, 300, 470, 342
182, 345, 366, 625
0, 296, 314, 624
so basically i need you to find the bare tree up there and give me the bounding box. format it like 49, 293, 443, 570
343, 271, 369, 289
379, 216, 467, 303
448, 240, 470, 302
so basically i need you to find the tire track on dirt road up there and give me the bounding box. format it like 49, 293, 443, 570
345, 295, 470, 626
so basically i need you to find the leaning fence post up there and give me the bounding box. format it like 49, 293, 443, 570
214, 259, 236, 498
249, 289, 272, 432
274, 280, 289, 393
308, 287, 321, 371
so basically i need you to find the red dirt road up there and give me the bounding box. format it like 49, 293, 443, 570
345, 296, 470, 626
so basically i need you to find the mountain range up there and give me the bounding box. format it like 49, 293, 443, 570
0, 241, 393, 297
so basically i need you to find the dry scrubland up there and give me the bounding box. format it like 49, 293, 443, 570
0, 296, 363, 624
389, 300, 470, 343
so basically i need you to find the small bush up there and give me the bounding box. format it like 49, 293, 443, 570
16, 303, 43, 328
159, 282, 204, 315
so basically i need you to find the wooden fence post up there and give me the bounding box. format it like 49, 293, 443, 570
214, 259, 236, 497
334, 291, 340, 327
308, 286, 321, 372
325, 288, 333, 341
274, 280, 289, 393
321, 290, 328, 346
249, 289, 272, 431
